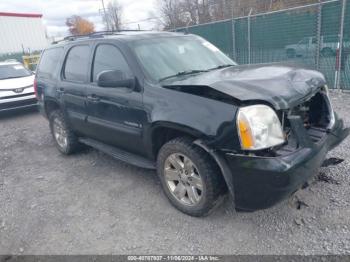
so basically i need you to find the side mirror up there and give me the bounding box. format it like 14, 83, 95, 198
97, 70, 135, 89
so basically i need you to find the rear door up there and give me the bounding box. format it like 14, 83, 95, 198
36, 47, 64, 108
85, 42, 146, 155
59, 44, 92, 133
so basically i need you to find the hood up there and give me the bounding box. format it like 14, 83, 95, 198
0, 75, 34, 90
162, 63, 326, 110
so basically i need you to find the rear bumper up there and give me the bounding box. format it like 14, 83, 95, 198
0, 98, 38, 112
37, 100, 47, 118
221, 114, 349, 211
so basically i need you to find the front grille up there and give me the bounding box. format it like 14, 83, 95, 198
284, 91, 332, 146
254, 91, 333, 157
291, 92, 332, 131
270, 91, 332, 157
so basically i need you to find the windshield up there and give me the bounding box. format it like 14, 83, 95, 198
131, 36, 236, 81
298, 37, 310, 45
0, 64, 32, 80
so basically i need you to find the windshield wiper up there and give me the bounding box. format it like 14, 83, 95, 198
208, 64, 235, 71
159, 69, 209, 82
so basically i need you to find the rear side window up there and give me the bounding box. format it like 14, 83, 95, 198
63, 45, 90, 82
37, 47, 63, 79
92, 44, 131, 82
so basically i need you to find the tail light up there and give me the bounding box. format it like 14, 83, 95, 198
34, 78, 38, 99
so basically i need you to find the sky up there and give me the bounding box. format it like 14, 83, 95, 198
0, 0, 158, 36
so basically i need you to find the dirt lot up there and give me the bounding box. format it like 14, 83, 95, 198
0, 91, 350, 255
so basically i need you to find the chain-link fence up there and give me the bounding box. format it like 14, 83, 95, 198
176, 0, 350, 90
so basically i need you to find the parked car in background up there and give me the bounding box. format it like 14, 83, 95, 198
0, 60, 36, 112
285, 35, 350, 58
36, 31, 348, 217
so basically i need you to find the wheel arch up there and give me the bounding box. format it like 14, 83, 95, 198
44, 98, 61, 117
193, 139, 235, 204
149, 123, 232, 199
149, 121, 207, 159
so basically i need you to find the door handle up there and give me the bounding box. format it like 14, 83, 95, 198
57, 87, 65, 94
87, 94, 100, 103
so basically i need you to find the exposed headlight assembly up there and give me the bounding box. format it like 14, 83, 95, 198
237, 105, 285, 150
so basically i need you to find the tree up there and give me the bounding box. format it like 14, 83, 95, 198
104, 0, 123, 31
157, 0, 321, 30
158, 0, 213, 30
158, 0, 186, 30
66, 15, 95, 35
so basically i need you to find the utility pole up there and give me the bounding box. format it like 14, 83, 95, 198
101, 0, 109, 31
334, 0, 347, 90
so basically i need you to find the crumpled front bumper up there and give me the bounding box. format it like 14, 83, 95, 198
221, 113, 349, 211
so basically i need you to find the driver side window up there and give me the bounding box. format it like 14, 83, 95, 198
92, 44, 131, 82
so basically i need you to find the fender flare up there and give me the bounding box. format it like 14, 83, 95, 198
193, 139, 235, 205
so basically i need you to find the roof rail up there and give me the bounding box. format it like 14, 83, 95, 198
52, 30, 149, 44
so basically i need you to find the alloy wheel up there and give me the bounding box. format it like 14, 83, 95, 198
53, 118, 68, 149
164, 153, 204, 206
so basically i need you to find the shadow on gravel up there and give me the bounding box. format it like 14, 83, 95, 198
0, 107, 38, 120
322, 157, 344, 167
316, 172, 340, 185
292, 197, 309, 210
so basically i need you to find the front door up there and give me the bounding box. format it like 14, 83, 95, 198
85, 43, 147, 156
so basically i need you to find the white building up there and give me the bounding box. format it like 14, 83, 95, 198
0, 12, 49, 54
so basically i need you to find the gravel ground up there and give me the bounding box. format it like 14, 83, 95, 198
0, 91, 349, 255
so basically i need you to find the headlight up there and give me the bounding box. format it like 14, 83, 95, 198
237, 105, 285, 150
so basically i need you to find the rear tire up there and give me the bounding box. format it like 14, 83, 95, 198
49, 110, 81, 155
157, 137, 226, 217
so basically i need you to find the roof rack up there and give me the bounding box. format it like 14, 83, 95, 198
52, 30, 149, 44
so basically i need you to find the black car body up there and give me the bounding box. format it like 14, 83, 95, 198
36, 31, 349, 216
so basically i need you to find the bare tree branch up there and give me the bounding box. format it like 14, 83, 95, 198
156, 0, 321, 30
104, 0, 123, 31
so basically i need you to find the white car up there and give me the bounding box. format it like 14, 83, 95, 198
285, 35, 350, 58
0, 60, 37, 112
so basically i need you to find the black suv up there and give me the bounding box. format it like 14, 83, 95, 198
36, 31, 349, 217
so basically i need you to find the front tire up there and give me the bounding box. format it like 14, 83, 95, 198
157, 137, 226, 217
49, 110, 80, 155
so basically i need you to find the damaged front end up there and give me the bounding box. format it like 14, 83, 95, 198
214, 88, 348, 211
251, 86, 337, 158
160, 63, 348, 211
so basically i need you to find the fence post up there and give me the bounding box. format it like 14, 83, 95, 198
335, 0, 347, 90
248, 9, 253, 64
315, 2, 322, 70
232, 19, 236, 60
